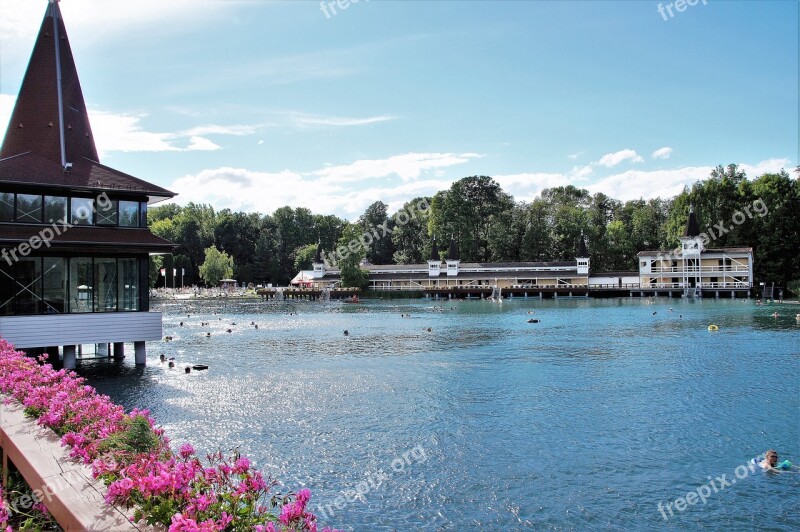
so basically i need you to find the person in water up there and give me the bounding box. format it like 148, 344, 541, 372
758, 449, 779, 470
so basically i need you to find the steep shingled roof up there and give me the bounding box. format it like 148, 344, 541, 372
0, 2, 174, 202
577, 232, 589, 257
447, 238, 460, 261
683, 205, 700, 237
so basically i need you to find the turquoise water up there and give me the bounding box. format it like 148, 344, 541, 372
83, 298, 800, 530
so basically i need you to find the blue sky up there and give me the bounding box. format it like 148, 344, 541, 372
0, 0, 797, 219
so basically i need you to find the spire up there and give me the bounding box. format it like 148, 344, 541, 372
577, 231, 589, 258
1, 0, 99, 165
430, 235, 439, 262
447, 237, 460, 261
683, 205, 700, 237
314, 240, 322, 263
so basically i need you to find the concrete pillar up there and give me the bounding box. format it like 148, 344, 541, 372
715, 291, 719, 299
63, 345, 77, 370
113, 342, 125, 359
731, 290, 735, 298
134, 342, 146, 365
97, 343, 109, 357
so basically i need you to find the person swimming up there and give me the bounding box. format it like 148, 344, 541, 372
756, 449, 779, 470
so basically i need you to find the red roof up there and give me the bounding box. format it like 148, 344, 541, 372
0, 2, 174, 202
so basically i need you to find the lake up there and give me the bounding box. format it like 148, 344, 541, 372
81, 297, 800, 530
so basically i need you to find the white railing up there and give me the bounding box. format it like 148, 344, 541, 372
650, 265, 749, 274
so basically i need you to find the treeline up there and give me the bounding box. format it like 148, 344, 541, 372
148, 164, 800, 289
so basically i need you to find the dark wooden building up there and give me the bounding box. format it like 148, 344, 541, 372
0, 1, 175, 367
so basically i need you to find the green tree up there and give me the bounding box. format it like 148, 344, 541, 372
199, 246, 234, 286
148, 255, 163, 288
294, 243, 319, 272
391, 197, 431, 264
336, 224, 369, 288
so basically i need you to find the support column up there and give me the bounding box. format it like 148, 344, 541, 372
134, 342, 146, 366
113, 342, 125, 359
97, 343, 109, 357
63, 345, 77, 370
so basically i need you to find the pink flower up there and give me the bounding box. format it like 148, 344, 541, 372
179, 443, 196, 459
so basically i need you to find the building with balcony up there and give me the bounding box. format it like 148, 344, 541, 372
306, 235, 598, 294
637, 206, 753, 297
0, 1, 176, 367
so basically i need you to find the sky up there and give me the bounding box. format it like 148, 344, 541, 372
0, 0, 797, 220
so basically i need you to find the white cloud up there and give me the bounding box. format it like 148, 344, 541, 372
185, 136, 222, 151
169, 153, 483, 218
567, 151, 584, 160
166, 157, 792, 219
89, 111, 179, 156
310, 152, 482, 183
652, 147, 673, 160
291, 114, 396, 127
181, 124, 263, 137
597, 149, 645, 168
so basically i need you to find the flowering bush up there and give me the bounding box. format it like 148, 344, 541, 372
0, 339, 338, 532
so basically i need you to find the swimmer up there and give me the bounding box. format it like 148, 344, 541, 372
226, 329, 232, 333
168, 361, 175, 368
757, 449, 779, 470
206, 332, 211, 337
160, 354, 166, 362
343, 330, 349, 336
185, 367, 191, 374
254, 324, 258, 329
180, 321, 184, 327
652, 311, 657, 315
772, 312, 779, 318
426, 327, 432, 332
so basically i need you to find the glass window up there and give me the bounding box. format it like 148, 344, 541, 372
15, 257, 42, 314
119, 258, 139, 311
139, 202, 148, 227
44, 196, 67, 224
16, 194, 42, 223
96, 199, 118, 226
42, 258, 67, 314
0, 261, 13, 315
119, 201, 139, 227
0, 192, 13, 222
69, 258, 93, 313
94, 258, 117, 312
71, 198, 94, 225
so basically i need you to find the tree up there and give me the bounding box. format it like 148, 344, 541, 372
148, 255, 163, 288
294, 243, 319, 272
391, 197, 431, 264
359, 201, 395, 264
336, 224, 369, 289
199, 246, 234, 286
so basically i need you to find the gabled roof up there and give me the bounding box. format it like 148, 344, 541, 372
0, 1, 174, 202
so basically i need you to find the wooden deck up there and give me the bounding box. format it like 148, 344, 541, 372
0, 399, 154, 531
